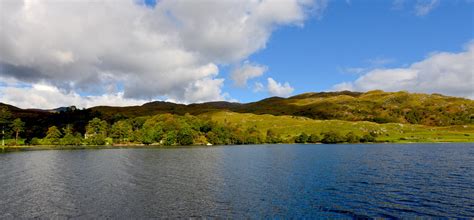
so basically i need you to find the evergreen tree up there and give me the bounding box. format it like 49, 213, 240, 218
11, 118, 25, 145
60, 125, 82, 145
45, 126, 62, 145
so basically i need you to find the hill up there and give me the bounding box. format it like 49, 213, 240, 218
1, 90, 474, 145
3, 90, 474, 128
90, 90, 474, 126
207, 111, 474, 143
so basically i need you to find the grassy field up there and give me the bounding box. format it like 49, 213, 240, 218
208, 111, 474, 143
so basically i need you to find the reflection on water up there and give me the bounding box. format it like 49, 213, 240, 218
1, 144, 473, 218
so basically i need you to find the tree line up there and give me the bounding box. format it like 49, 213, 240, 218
1, 106, 378, 146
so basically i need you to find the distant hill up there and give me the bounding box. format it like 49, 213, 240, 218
2, 90, 474, 128
89, 90, 474, 126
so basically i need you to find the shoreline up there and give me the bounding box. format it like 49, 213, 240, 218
2, 141, 473, 153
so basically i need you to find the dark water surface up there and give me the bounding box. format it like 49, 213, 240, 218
1, 144, 473, 218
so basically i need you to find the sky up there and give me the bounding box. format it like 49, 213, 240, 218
0, 0, 473, 109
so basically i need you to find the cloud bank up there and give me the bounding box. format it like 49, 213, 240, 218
333, 42, 474, 99
0, 0, 326, 108
0, 79, 147, 109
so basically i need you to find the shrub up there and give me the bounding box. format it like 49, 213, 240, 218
308, 134, 320, 143
86, 134, 107, 145
177, 127, 194, 145
345, 132, 360, 143
266, 129, 281, 143
295, 132, 309, 143
321, 131, 345, 144
360, 134, 376, 143
30, 137, 41, 145
163, 131, 177, 146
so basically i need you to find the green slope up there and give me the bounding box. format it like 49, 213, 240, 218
207, 111, 474, 143
2, 90, 473, 142
90, 90, 473, 126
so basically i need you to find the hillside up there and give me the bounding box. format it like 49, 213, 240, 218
3, 90, 474, 128
207, 111, 474, 143
1, 90, 474, 144
91, 90, 474, 126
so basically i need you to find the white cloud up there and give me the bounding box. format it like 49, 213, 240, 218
0, 81, 147, 109
182, 77, 228, 104
414, 0, 440, 16
0, 0, 324, 107
267, 77, 294, 97
333, 41, 474, 99
231, 61, 268, 87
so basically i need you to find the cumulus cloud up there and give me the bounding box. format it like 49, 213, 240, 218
333, 41, 474, 99
0, 0, 323, 107
414, 0, 440, 16
252, 78, 294, 97
267, 77, 294, 97
0, 79, 147, 109
231, 61, 268, 87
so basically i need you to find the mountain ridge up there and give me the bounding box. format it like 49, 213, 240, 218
2, 90, 473, 127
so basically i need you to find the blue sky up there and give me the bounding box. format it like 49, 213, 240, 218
0, 0, 473, 108
221, 0, 474, 102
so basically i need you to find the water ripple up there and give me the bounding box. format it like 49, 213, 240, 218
1, 143, 473, 218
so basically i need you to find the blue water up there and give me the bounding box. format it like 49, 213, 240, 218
1, 143, 473, 218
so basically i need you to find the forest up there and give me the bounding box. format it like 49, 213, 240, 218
1, 106, 378, 146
